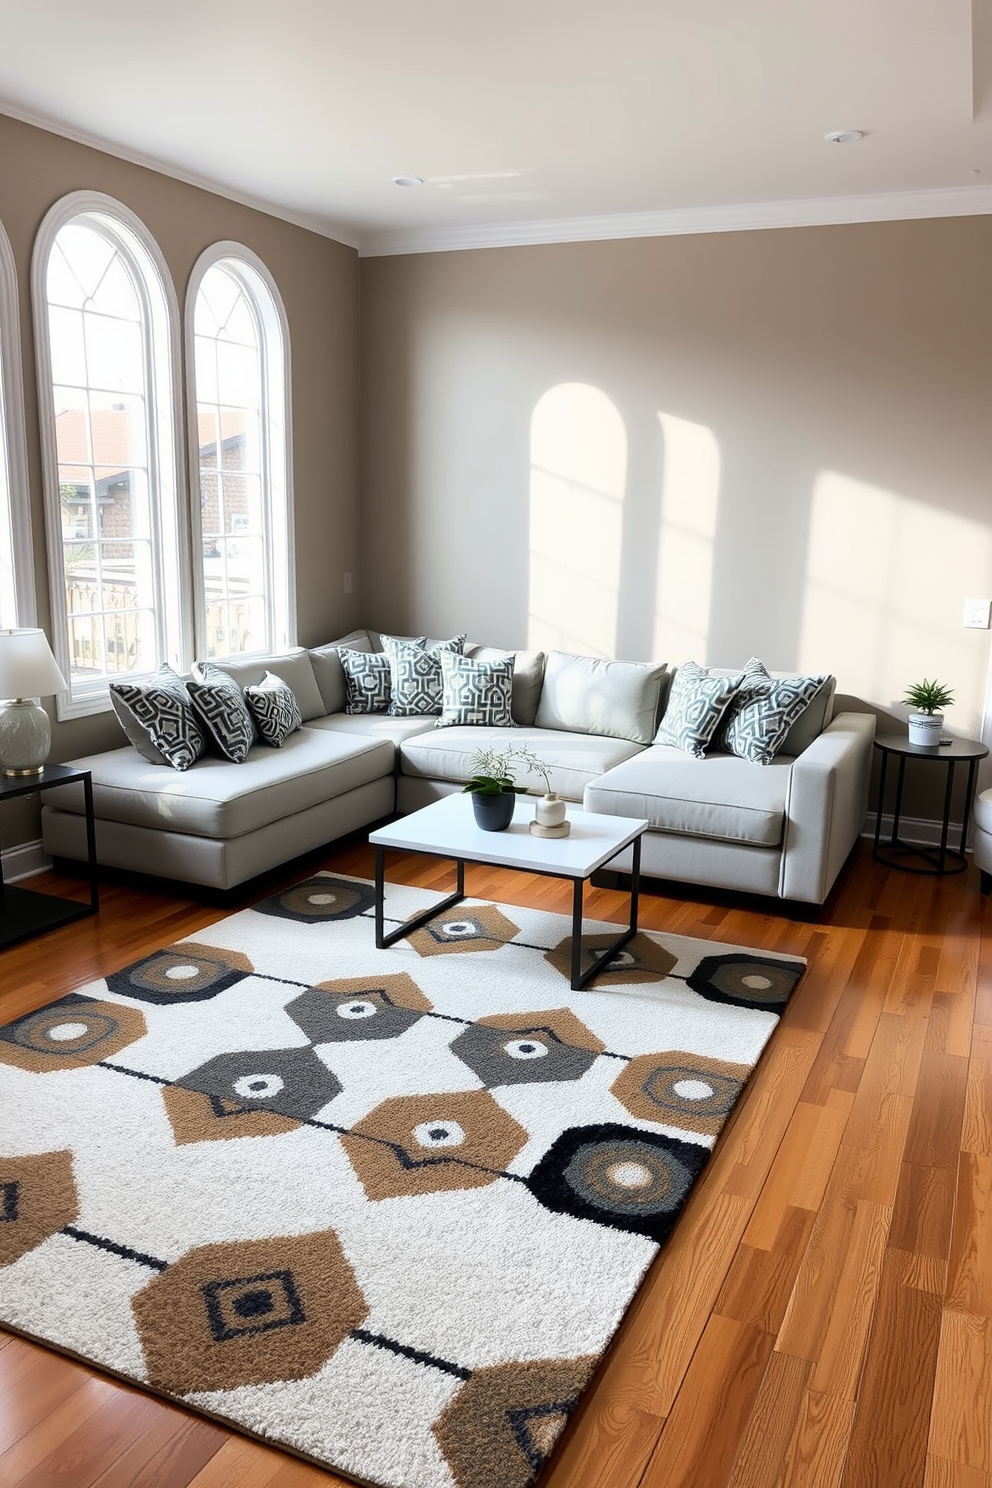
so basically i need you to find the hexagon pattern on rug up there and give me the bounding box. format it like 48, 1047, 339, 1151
544, 930, 679, 984
0, 994, 147, 1072
406, 902, 520, 956
0, 1149, 78, 1267
342, 1090, 529, 1198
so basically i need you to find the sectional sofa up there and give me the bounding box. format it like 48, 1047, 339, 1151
41, 629, 875, 906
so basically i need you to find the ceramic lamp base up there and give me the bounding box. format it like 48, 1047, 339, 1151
0, 698, 52, 776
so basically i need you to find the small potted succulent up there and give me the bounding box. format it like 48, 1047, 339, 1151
902, 678, 954, 747
463, 743, 559, 831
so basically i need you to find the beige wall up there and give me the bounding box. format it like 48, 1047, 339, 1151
0, 113, 360, 847
360, 222, 992, 777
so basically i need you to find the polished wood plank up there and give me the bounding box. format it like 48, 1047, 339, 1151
1, 841, 990, 1487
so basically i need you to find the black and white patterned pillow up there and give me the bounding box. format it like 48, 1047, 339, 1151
654, 661, 743, 758
244, 671, 302, 747
437, 651, 515, 728
718, 658, 830, 764
340, 648, 392, 714
110, 665, 205, 771
382, 633, 467, 717
188, 662, 257, 763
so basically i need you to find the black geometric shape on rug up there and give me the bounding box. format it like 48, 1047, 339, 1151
526, 1122, 710, 1243
201, 1267, 306, 1341
507, 1398, 582, 1474
0, 994, 148, 1072
107, 948, 252, 1006
1, 1181, 19, 1222
449, 1022, 599, 1088
286, 985, 425, 1044
685, 952, 804, 1014
176, 1045, 342, 1122
253, 875, 376, 924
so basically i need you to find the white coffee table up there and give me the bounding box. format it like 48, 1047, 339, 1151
369, 793, 648, 990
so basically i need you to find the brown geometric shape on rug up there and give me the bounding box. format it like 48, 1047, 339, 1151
0, 994, 148, 1073
544, 931, 678, 985
161, 1086, 301, 1145
341, 1091, 528, 1200
0, 1149, 78, 1268
106, 943, 254, 1006
132, 1230, 367, 1394
611, 1050, 752, 1136
449, 1009, 605, 1089
406, 903, 520, 957
287, 973, 432, 1044
433, 1355, 598, 1488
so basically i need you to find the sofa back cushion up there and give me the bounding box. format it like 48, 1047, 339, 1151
535, 650, 667, 745
198, 650, 326, 722
465, 645, 545, 726
307, 630, 374, 714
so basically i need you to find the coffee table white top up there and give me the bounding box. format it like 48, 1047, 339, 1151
370, 793, 648, 879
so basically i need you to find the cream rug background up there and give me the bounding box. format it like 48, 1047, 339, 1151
0, 874, 805, 1488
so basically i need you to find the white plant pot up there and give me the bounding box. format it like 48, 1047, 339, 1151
907, 713, 943, 747
534, 792, 567, 827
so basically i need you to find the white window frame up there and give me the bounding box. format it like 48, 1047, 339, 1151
185, 242, 295, 662
0, 219, 37, 628
32, 191, 190, 719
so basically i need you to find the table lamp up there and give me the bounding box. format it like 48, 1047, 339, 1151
0, 628, 67, 776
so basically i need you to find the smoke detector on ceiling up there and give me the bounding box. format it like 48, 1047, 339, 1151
824, 130, 864, 145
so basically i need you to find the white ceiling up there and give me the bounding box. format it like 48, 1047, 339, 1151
2, 0, 992, 256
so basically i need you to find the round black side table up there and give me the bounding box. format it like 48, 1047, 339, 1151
872, 733, 989, 875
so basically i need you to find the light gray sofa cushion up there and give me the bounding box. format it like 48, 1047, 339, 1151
199, 650, 326, 723
584, 745, 791, 847
307, 713, 438, 746
45, 728, 393, 840
535, 650, 667, 745
464, 646, 546, 726
308, 630, 374, 715
399, 725, 643, 802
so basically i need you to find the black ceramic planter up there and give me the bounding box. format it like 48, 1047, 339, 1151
471, 791, 516, 831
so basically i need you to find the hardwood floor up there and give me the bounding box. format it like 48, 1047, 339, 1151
1, 839, 990, 1488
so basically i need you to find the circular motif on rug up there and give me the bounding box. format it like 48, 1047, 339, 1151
106, 942, 254, 1005
0, 1149, 78, 1268
341, 1090, 528, 1199
132, 1229, 367, 1393
611, 1050, 751, 1136
407, 903, 520, 957
286, 973, 431, 1044
176, 1045, 342, 1122
253, 875, 376, 924
685, 952, 804, 1013
526, 1122, 710, 1243
0, 994, 148, 1072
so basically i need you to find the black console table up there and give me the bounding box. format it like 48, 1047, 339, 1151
0, 764, 99, 950
872, 733, 989, 876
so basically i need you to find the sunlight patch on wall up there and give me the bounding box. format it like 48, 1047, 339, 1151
799, 471, 992, 736
528, 383, 625, 658
652, 412, 719, 664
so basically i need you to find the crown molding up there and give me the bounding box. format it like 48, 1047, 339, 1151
359, 183, 992, 257
0, 101, 360, 251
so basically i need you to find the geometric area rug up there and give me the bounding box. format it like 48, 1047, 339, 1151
0, 874, 805, 1488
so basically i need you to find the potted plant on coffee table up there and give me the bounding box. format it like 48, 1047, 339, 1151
463, 743, 560, 832
902, 678, 954, 747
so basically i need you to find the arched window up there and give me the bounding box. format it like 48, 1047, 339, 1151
32, 193, 187, 717
187, 245, 293, 660
0, 220, 35, 628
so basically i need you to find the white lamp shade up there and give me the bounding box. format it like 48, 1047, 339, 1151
0, 628, 67, 698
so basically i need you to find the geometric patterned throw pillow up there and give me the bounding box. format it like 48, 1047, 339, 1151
187, 662, 257, 763
437, 651, 514, 728
244, 671, 303, 747
340, 649, 392, 715
382, 633, 467, 717
109, 664, 205, 771
718, 657, 830, 765
653, 661, 743, 759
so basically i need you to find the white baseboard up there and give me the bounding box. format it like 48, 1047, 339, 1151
1, 837, 52, 882
865, 812, 972, 850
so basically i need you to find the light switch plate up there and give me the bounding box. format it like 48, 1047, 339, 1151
963, 597, 992, 629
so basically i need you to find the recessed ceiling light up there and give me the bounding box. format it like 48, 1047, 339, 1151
824, 130, 864, 145
392, 175, 424, 188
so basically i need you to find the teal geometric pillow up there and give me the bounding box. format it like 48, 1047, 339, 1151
382, 633, 466, 717
653, 662, 742, 759
437, 651, 514, 728
340, 649, 391, 714
718, 658, 830, 764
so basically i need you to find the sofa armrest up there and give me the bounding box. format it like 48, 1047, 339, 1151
780, 711, 876, 903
